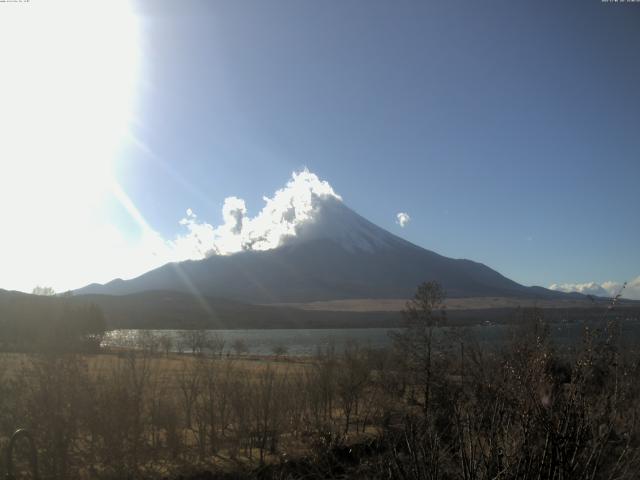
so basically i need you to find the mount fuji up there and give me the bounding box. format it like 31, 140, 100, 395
75, 196, 565, 304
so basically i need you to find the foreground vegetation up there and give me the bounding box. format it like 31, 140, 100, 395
1, 283, 639, 479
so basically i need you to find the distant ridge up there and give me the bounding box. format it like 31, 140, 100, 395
5, 288, 638, 331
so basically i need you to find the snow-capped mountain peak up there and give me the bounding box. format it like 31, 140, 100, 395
284, 196, 398, 253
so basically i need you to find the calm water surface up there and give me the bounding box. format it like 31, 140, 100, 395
103, 328, 400, 356
103, 319, 640, 356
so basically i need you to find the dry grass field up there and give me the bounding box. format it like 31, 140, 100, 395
0, 347, 385, 479
270, 296, 614, 312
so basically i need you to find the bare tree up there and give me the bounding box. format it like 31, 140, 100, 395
252, 366, 289, 463
391, 281, 446, 415
231, 338, 249, 357
31, 285, 56, 296
203, 332, 226, 358
336, 342, 370, 434
138, 330, 160, 356
178, 363, 200, 430
179, 330, 208, 356
158, 334, 174, 356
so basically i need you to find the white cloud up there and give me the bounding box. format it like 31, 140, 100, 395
396, 212, 411, 228
549, 282, 609, 297
170, 168, 341, 257
549, 276, 640, 300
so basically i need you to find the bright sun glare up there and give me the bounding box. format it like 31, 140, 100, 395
0, 0, 140, 291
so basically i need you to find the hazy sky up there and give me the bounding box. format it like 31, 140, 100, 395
1, 0, 638, 296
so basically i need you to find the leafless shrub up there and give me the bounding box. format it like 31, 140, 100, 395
158, 333, 174, 357
271, 344, 288, 359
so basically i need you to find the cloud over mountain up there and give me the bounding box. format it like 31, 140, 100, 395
549, 276, 640, 300
173, 169, 341, 257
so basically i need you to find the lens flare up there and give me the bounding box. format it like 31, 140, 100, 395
0, 0, 141, 291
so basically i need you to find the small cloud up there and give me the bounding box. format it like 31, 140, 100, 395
396, 212, 411, 228
180, 208, 197, 225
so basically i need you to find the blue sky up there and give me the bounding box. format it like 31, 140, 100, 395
119, 0, 639, 288
1, 0, 638, 295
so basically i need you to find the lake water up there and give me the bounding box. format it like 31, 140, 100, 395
103, 328, 402, 356
102, 319, 640, 356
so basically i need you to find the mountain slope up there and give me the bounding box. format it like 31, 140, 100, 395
75, 198, 567, 303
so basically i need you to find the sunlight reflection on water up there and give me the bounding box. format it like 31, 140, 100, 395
102, 320, 640, 356
102, 328, 402, 356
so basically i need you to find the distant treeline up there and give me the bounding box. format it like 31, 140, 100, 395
0, 292, 106, 352
58, 290, 640, 330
